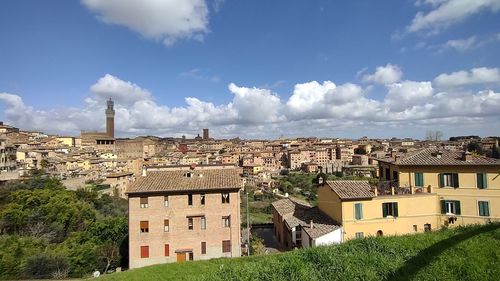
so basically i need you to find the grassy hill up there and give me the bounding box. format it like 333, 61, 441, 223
99, 223, 500, 281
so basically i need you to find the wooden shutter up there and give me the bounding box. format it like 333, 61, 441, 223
452, 174, 459, 188
201, 242, 206, 254
438, 174, 444, 187
355, 203, 362, 220
393, 203, 399, 217
141, 246, 149, 258
140, 197, 148, 204
454, 201, 461, 215
483, 174, 488, 188
382, 203, 388, 217
440, 200, 446, 214
140, 221, 149, 232
165, 244, 170, 256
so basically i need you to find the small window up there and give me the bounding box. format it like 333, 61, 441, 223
382, 202, 398, 217
477, 173, 488, 189
165, 244, 170, 257
478, 201, 490, 216
140, 197, 148, 208
200, 194, 205, 205
188, 194, 193, 206
222, 216, 231, 227
355, 232, 364, 239
201, 217, 206, 230
414, 172, 424, 187
222, 193, 230, 204
140, 246, 149, 258
164, 196, 169, 207
188, 218, 193, 230
439, 173, 459, 188
354, 203, 363, 220
164, 219, 169, 232
413, 225, 418, 232
424, 224, 431, 232
201, 242, 206, 254
222, 240, 231, 253
188, 252, 194, 261
140, 221, 149, 233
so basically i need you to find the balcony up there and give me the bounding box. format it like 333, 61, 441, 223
376, 180, 431, 196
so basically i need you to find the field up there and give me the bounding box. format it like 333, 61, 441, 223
97, 223, 500, 281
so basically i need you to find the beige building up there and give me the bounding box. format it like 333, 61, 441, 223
127, 168, 243, 268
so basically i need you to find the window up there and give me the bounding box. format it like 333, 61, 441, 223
164, 219, 169, 232
140, 197, 148, 208
188, 252, 194, 261
200, 194, 205, 205
140, 221, 149, 233
222, 216, 231, 227
354, 203, 363, 220
222, 240, 231, 253
164, 196, 169, 207
188, 218, 193, 230
478, 201, 490, 216
439, 173, 459, 188
414, 172, 424, 187
382, 202, 398, 217
201, 217, 206, 230
424, 224, 431, 232
165, 244, 170, 257
355, 232, 364, 239
477, 173, 488, 189
222, 193, 230, 204
188, 194, 193, 206
140, 246, 149, 258
385, 168, 390, 180
440, 200, 461, 215
201, 242, 206, 254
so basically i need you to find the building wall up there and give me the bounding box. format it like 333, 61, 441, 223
317, 185, 343, 223
314, 228, 343, 246
129, 190, 241, 268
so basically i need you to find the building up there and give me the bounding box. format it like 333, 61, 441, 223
127, 167, 243, 268
80, 98, 116, 151
0, 137, 16, 172
203, 128, 209, 140
106, 98, 115, 138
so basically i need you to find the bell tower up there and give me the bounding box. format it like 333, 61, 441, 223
105, 98, 115, 138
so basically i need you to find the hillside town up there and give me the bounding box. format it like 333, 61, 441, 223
1, 99, 499, 269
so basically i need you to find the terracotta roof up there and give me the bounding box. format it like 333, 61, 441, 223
127, 168, 242, 194
271, 197, 311, 217
378, 149, 500, 166
325, 180, 374, 200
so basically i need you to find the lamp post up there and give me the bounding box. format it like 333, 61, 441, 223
246, 191, 250, 256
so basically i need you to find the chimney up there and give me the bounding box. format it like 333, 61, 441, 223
394, 155, 400, 164
310, 220, 314, 229
462, 151, 472, 161
141, 167, 147, 177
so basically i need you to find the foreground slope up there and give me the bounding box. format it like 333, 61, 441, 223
100, 223, 500, 281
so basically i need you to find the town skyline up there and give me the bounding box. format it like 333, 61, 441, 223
1, 1, 500, 139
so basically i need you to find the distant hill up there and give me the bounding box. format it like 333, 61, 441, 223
100, 223, 500, 281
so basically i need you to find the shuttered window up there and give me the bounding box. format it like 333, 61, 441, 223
140, 246, 149, 258
439, 173, 459, 188
140, 197, 148, 208
414, 173, 424, 187
478, 201, 490, 216
164, 219, 169, 232
222, 240, 231, 253
201, 217, 206, 230
165, 244, 170, 257
440, 200, 461, 215
354, 203, 363, 220
477, 173, 488, 189
164, 196, 169, 207
382, 202, 398, 217
140, 221, 149, 233
222, 193, 230, 204
188, 194, 193, 206
201, 242, 206, 254
188, 218, 193, 230
200, 194, 205, 205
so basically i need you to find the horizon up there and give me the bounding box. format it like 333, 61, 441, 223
1, 0, 500, 139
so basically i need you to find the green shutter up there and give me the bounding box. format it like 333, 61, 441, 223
455, 201, 461, 215
483, 173, 488, 189
393, 203, 399, 217
452, 174, 459, 188
415, 173, 423, 186
355, 203, 363, 220
382, 203, 388, 218
439, 174, 444, 188
479, 201, 490, 216
477, 173, 484, 189
441, 200, 446, 214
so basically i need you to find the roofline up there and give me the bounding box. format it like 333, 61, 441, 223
126, 187, 241, 196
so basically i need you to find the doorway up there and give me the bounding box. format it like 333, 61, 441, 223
176, 253, 186, 263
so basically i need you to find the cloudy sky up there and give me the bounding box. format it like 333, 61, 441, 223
1, 0, 500, 139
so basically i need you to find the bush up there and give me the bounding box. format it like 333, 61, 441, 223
24, 253, 69, 279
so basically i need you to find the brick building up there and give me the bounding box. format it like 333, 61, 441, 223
127, 167, 243, 268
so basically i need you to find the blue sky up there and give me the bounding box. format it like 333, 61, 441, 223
1, 0, 500, 139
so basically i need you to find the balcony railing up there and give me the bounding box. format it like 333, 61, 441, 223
376, 181, 430, 196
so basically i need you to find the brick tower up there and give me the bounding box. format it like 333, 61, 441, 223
106, 98, 115, 138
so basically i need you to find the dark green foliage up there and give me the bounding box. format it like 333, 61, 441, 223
98, 224, 500, 281
354, 147, 367, 154
467, 142, 483, 155
0, 174, 128, 279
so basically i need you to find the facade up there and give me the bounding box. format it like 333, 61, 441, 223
127, 168, 243, 268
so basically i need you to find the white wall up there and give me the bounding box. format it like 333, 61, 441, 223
301, 227, 343, 248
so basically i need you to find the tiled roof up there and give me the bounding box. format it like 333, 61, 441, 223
325, 180, 374, 200
272, 198, 340, 239
127, 169, 242, 194
378, 148, 500, 166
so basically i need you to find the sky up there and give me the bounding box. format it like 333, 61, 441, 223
1, 0, 500, 140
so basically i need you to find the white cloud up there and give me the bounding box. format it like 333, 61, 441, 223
441, 36, 478, 51
408, 0, 500, 34
81, 0, 209, 46
362, 64, 403, 84
2, 68, 500, 139
434, 67, 500, 88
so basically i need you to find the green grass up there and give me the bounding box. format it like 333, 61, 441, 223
98, 223, 500, 281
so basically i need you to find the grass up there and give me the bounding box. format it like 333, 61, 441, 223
98, 223, 500, 281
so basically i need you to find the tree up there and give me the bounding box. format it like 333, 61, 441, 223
425, 130, 443, 141
98, 241, 120, 273
354, 147, 367, 155
250, 236, 266, 255
467, 142, 483, 155
492, 140, 500, 159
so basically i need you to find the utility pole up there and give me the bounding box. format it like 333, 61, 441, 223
246, 191, 250, 256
